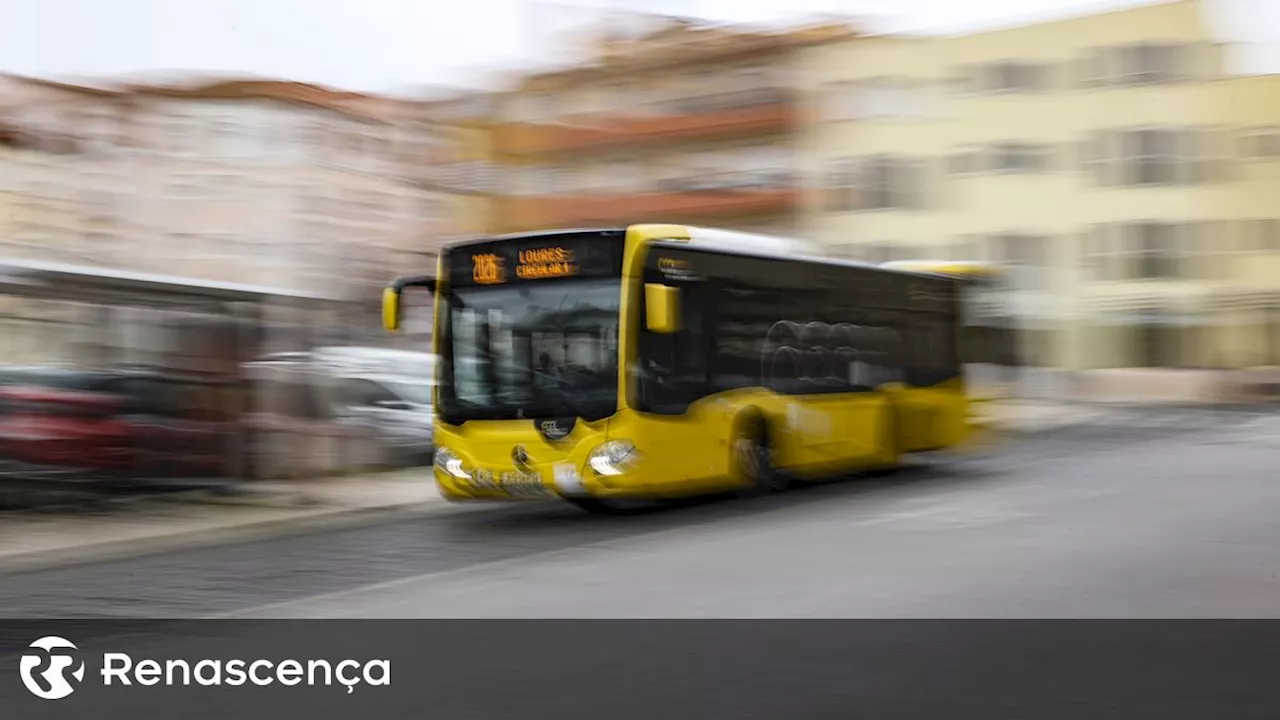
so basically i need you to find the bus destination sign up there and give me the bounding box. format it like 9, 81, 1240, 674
472, 252, 506, 285
450, 231, 626, 288
470, 247, 578, 284
516, 247, 577, 280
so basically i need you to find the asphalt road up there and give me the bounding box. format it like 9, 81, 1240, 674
2, 410, 1279, 618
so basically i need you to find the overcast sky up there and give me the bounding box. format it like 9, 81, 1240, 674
1, 0, 1275, 93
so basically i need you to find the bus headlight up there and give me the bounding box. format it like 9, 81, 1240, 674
587, 440, 639, 477
434, 447, 471, 479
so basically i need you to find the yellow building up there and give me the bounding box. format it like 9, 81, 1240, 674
489, 17, 854, 237
800, 0, 1280, 397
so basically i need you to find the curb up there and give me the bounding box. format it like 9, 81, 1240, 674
0, 498, 447, 577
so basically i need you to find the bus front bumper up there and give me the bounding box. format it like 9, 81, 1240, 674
432, 444, 653, 502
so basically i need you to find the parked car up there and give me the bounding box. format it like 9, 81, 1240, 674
328, 374, 434, 466
310, 347, 436, 379
0, 365, 235, 483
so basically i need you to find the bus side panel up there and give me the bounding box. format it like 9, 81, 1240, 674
796, 262, 906, 471
631, 245, 902, 483
895, 275, 968, 453
779, 392, 897, 477
897, 380, 968, 452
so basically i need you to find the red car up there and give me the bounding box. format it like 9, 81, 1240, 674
0, 368, 235, 481
0, 373, 134, 472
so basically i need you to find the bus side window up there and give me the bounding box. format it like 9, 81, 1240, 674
905, 316, 957, 388
879, 327, 906, 387
637, 280, 710, 415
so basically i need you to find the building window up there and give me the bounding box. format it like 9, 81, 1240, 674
948, 146, 983, 175
987, 142, 1052, 173
1078, 44, 1191, 88
1080, 225, 1105, 281
1117, 128, 1181, 186
1117, 43, 1185, 85
863, 156, 894, 210
1241, 218, 1280, 253
1077, 48, 1111, 88
824, 158, 857, 212
1265, 219, 1280, 252
1097, 222, 1183, 280
983, 60, 1046, 93
1133, 223, 1178, 279
1241, 127, 1280, 159
990, 233, 1050, 289
1078, 134, 1102, 182
853, 155, 925, 211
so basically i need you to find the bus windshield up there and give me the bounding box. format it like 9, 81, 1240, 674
438, 277, 621, 423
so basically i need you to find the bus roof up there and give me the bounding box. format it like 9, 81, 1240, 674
878, 260, 1002, 278
441, 228, 625, 250
429, 226, 970, 282
680, 226, 823, 257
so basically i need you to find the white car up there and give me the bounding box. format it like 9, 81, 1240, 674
329, 374, 435, 466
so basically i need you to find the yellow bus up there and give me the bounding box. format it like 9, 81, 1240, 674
879, 260, 1020, 399
383, 224, 978, 512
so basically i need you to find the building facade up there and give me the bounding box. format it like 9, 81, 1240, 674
0, 75, 473, 361
489, 18, 855, 237
413, 90, 502, 248
800, 0, 1280, 392
0, 76, 454, 296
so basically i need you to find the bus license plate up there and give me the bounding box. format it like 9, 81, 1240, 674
499, 471, 547, 496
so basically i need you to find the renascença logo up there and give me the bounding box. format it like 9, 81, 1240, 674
17, 635, 391, 700
20, 636, 86, 700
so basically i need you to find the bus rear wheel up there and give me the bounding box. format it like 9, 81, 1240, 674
733, 416, 788, 495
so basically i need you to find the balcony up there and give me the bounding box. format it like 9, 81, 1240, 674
502, 187, 796, 231
496, 89, 797, 156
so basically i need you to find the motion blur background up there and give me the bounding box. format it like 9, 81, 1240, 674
0, 0, 1278, 507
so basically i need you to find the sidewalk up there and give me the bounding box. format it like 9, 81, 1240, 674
0, 468, 443, 574
979, 397, 1278, 435
979, 398, 1103, 434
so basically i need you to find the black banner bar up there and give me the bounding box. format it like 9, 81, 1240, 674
2, 621, 1279, 719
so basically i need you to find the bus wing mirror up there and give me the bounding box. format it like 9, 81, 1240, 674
383, 275, 436, 333
382, 288, 402, 333
644, 283, 680, 334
